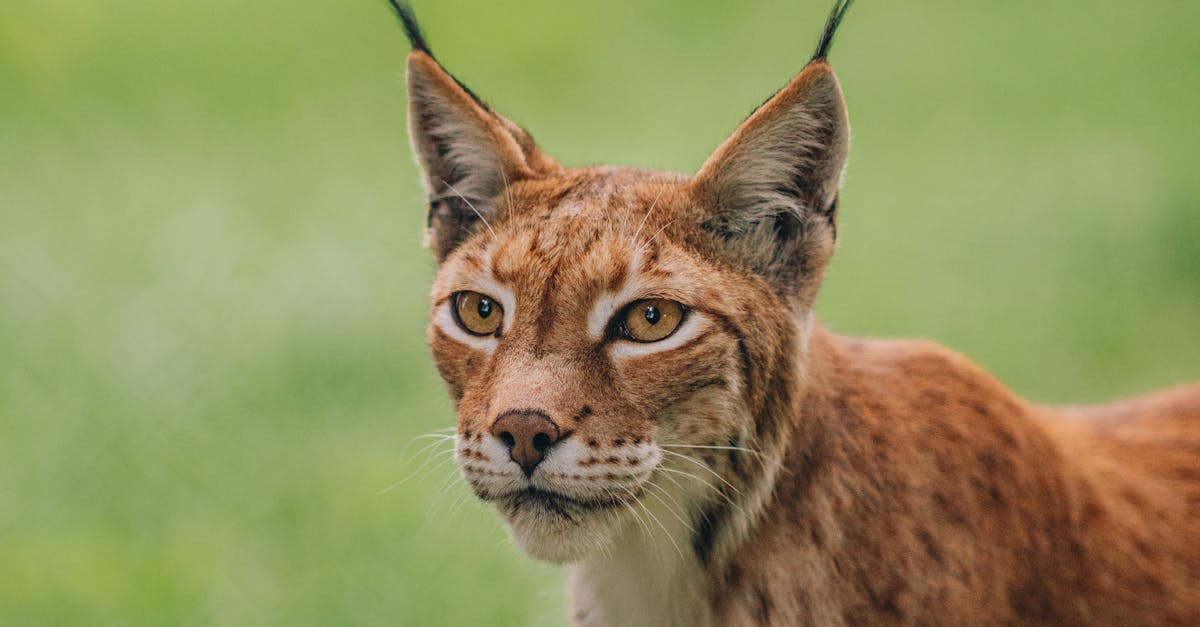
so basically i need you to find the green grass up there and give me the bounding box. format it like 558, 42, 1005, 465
1, 0, 1198, 623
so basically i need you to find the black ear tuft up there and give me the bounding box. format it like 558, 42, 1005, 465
811, 0, 855, 62
384, 0, 432, 56
385, 1, 491, 111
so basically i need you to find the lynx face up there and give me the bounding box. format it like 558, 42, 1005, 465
430, 174, 766, 560
399, 6, 849, 562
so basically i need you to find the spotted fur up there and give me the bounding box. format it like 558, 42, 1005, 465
391, 2, 1200, 624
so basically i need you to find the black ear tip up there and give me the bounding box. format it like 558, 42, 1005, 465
385, 0, 432, 55
812, 0, 855, 62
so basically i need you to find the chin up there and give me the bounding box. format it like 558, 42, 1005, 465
496, 490, 623, 563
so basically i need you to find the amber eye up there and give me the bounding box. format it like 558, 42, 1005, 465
453, 291, 504, 337
619, 298, 685, 343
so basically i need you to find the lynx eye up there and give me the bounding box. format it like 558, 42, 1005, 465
452, 291, 503, 337
619, 298, 685, 343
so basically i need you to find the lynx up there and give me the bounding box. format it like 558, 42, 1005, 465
388, 1, 1200, 624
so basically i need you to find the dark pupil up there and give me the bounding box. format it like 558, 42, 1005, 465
643, 305, 661, 325
476, 298, 493, 319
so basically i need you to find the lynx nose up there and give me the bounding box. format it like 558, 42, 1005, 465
491, 410, 561, 475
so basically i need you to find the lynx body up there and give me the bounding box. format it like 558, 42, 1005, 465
390, 1, 1200, 624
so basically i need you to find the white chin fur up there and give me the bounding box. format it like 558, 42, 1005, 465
500, 503, 618, 563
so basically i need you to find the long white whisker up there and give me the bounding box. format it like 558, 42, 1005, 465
419, 470, 468, 535
635, 219, 676, 256
412, 453, 461, 489
660, 450, 744, 496
395, 429, 456, 462
629, 188, 665, 248
643, 481, 696, 535
613, 487, 653, 541
443, 483, 476, 522
378, 446, 456, 494
656, 465, 746, 517
629, 487, 682, 559
496, 156, 515, 223
661, 444, 764, 459
409, 434, 456, 445
406, 440, 456, 466
439, 178, 496, 239
426, 465, 466, 515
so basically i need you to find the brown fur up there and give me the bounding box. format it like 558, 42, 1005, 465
395, 5, 1200, 624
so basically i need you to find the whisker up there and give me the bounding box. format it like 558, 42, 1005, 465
496, 156, 515, 223
659, 450, 744, 496
413, 453, 461, 491
634, 219, 676, 256
627, 487, 682, 559
611, 487, 653, 541
403, 437, 456, 463
411, 433, 456, 442
629, 188, 665, 249
661, 443, 765, 459
378, 446, 456, 494
426, 465, 466, 515
442, 483, 477, 522
643, 481, 696, 535
420, 471, 469, 535
656, 465, 746, 518
395, 429, 456, 461
438, 178, 496, 239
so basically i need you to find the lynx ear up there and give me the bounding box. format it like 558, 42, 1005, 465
390, 0, 559, 260
691, 59, 850, 299
406, 52, 557, 260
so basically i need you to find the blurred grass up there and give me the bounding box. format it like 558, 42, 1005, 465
1, 0, 1198, 623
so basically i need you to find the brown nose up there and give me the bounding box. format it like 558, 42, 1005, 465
490, 410, 561, 475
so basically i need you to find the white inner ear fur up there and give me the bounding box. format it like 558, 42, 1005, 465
609, 312, 710, 360
408, 69, 509, 214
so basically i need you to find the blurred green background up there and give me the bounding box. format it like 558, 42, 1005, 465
1, 0, 1198, 623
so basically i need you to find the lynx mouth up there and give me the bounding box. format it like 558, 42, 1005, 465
489, 487, 631, 517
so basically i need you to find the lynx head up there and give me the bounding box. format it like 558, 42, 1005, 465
393, 0, 852, 562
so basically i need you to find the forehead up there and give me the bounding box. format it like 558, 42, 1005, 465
510, 167, 689, 229
441, 168, 697, 295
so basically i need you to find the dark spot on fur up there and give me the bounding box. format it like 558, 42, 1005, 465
613, 438, 625, 447
1121, 487, 1146, 508
1133, 537, 1158, 559
723, 563, 743, 587
752, 585, 773, 623
1174, 465, 1200, 481
933, 492, 968, 527
919, 388, 947, 406
727, 434, 741, 468
809, 524, 824, 548
693, 504, 726, 564
917, 529, 943, 564
1082, 500, 1107, 522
